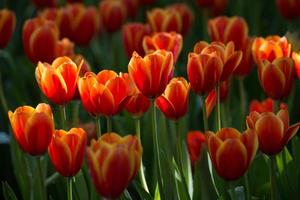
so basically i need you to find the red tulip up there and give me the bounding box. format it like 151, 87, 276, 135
55, 38, 74, 57
156, 77, 190, 120
249, 98, 288, 113
207, 128, 258, 180
35, 56, 82, 105
143, 32, 183, 63
48, 128, 87, 177
88, 132, 142, 198
276, 0, 300, 20
8, 103, 54, 156
247, 109, 300, 155
291, 50, 300, 79
187, 131, 206, 171
122, 0, 139, 18
0, 9, 16, 49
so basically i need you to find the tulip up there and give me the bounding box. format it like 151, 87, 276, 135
233, 38, 254, 77
122, 23, 151, 58
291, 50, 300, 79
143, 32, 183, 63
187, 131, 206, 171
167, 3, 194, 36
128, 50, 174, 98
208, 16, 248, 50
23, 17, 59, 63
48, 128, 87, 177
99, 0, 127, 33
147, 8, 182, 34
196, 0, 228, 15
188, 41, 242, 95
247, 109, 300, 155
78, 70, 130, 116
156, 77, 190, 120
0, 9, 16, 49
55, 38, 74, 58
31, 0, 56, 8
257, 57, 294, 99
206, 128, 258, 180
122, 0, 139, 18
35, 56, 82, 105
252, 35, 291, 64
87, 132, 142, 198
249, 98, 288, 113
276, 0, 300, 20
8, 103, 54, 155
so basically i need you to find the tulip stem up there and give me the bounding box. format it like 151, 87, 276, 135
67, 177, 73, 200
244, 172, 251, 200
46, 172, 60, 186
95, 117, 102, 138
216, 85, 222, 130
229, 182, 237, 200
106, 117, 112, 133
238, 78, 246, 121
59, 105, 67, 130
200, 96, 209, 131
269, 156, 277, 200
135, 118, 149, 193
0, 72, 8, 113
37, 157, 46, 200
151, 100, 164, 198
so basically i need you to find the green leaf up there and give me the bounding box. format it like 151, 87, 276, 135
154, 184, 161, 200
73, 170, 89, 200
2, 182, 18, 200
132, 181, 153, 200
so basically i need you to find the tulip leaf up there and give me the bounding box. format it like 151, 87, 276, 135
154, 184, 161, 200
2, 181, 18, 200
73, 170, 89, 200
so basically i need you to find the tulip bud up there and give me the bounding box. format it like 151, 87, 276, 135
0, 9, 16, 49
187, 131, 206, 171
276, 0, 300, 20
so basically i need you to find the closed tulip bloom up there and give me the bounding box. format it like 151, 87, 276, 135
156, 77, 190, 120
247, 109, 300, 155
258, 57, 294, 99
23, 17, 59, 63
128, 50, 174, 98
233, 38, 254, 77
122, 0, 139, 18
187, 131, 206, 171
252, 35, 291, 64
291, 50, 300, 79
48, 128, 87, 177
8, 103, 54, 156
208, 16, 248, 50
207, 128, 258, 180
147, 8, 182, 34
78, 70, 130, 116
99, 0, 127, 33
122, 23, 151, 58
249, 98, 288, 114
88, 132, 142, 198
276, 0, 300, 20
35, 56, 82, 105
188, 41, 242, 95
143, 32, 183, 63
0, 9, 16, 49
55, 38, 74, 57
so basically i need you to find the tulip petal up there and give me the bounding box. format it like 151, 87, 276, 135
241, 129, 258, 166
221, 51, 242, 81
207, 132, 222, 168
282, 122, 300, 146
155, 96, 176, 119
96, 70, 118, 85
217, 128, 240, 141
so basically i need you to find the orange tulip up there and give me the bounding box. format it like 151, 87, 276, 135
187, 131, 206, 171
0, 9, 16, 49
156, 77, 190, 120
48, 128, 87, 177
206, 128, 258, 180
147, 8, 182, 34
8, 103, 54, 156
167, 3, 194, 36
31, 0, 56, 8
35, 56, 82, 105
128, 50, 174, 98
249, 98, 287, 113
188, 41, 242, 95
247, 109, 300, 155
87, 132, 142, 198
252, 35, 291, 64
55, 38, 74, 57
99, 0, 127, 32
208, 16, 248, 50
143, 32, 183, 63
122, 23, 151, 58
257, 57, 294, 99
23, 17, 59, 63
291, 50, 300, 79
78, 70, 130, 116
276, 0, 300, 20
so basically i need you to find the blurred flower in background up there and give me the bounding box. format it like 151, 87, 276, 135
0, 9, 16, 49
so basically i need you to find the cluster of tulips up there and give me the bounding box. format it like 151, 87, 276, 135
2, 0, 300, 200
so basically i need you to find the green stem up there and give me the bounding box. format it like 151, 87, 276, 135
106, 117, 112, 133
200, 96, 208, 131
37, 157, 46, 200
72, 101, 80, 126
59, 105, 67, 130
151, 100, 164, 198
238, 78, 246, 121
216, 85, 222, 130
269, 156, 277, 200
0, 72, 8, 113
244, 172, 251, 200
135, 118, 149, 193
67, 177, 73, 200
46, 172, 60, 186
229, 182, 236, 200
95, 117, 102, 138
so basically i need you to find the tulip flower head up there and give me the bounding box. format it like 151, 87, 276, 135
156, 77, 190, 120
0, 9, 16, 49
8, 103, 54, 156
35, 56, 82, 105
249, 98, 287, 113
187, 131, 206, 171
87, 132, 142, 198
206, 128, 258, 180
276, 0, 300, 20
247, 109, 300, 155
291, 50, 300, 79
48, 128, 87, 177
